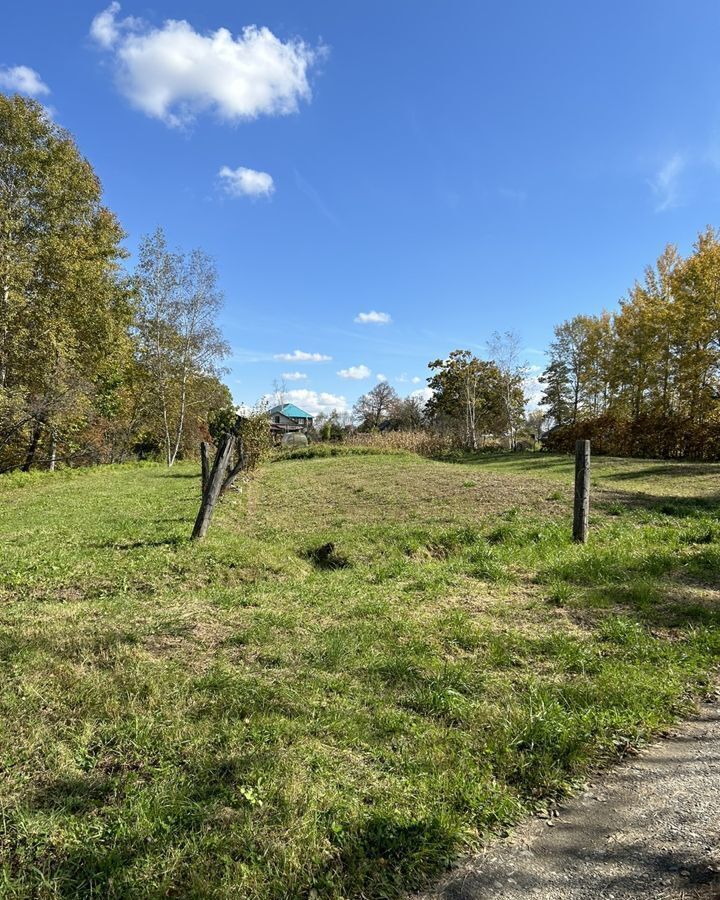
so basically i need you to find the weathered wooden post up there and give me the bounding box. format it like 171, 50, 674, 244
192, 415, 244, 540
573, 439, 590, 543
192, 432, 236, 540
200, 441, 210, 494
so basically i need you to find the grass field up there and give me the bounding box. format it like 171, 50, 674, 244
1, 451, 719, 898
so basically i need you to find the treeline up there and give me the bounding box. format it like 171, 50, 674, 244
0, 95, 232, 473
541, 230, 720, 459
344, 336, 535, 450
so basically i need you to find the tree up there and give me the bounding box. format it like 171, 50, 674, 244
271, 377, 288, 409
547, 317, 595, 423
426, 350, 506, 450
134, 228, 230, 466
389, 394, 426, 430
542, 229, 720, 458
353, 382, 399, 430
667, 228, 720, 424
0, 94, 131, 472
487, 330, 527, 448
539, 359, 572, 427
524, 408, 546, 440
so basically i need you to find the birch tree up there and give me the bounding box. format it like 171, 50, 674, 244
135, 229, 229, 466
426, 350, 509, 449
487, 330, 527, 448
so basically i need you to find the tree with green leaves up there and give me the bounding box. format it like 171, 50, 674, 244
426, 350, 509, 449
0, 93, 131, 472
134, 228, 230, 466
538, 358, 571, 427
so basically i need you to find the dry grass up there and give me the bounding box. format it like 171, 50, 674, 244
345, 430, 455, 455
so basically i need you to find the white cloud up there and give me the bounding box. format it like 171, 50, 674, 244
337, 364, 371, 380
354, 310, 392, 325
0, 65, 50, 97
89, 3, 320, 127
410, 387, 433, 405
524, 371, 544, 410
90, 1, 142, 48
376, 373, 387, 382
219, 165, 274, 198
411, 376, 422, 384
285, 388, 348, 416
650, 154, 685, 212
274, 350, 331, 362
282, 371, 307, 381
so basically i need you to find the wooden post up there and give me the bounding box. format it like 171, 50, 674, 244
191, 415, 245, 540
573, 439, 590, 543
200, 441, 210, 494
221, 438, 246, 495
192, 432, 236, 540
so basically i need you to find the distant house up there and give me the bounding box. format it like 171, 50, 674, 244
268, 403, 314, 436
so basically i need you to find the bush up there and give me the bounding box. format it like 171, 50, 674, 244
544, 414, 720, 460
239, 409, 271, 472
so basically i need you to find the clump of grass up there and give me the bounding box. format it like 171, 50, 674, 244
546, 580, 573, 606
602, 500, 625, 516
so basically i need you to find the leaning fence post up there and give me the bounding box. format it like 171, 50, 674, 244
200, 441, 210, 494
573, 439, 590, 543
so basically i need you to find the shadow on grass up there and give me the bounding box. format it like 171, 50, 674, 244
600, 463, 720, 480
586, 584, 720, 629
433, 451, 572, 470
301, 542, 351, 570
93, 536, 186, 550
543, 534, 720, 632
326, 813, 460, 895
596, 492, 720, 519
31, 774, 116, 815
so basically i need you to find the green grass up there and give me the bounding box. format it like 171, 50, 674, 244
0, 452, 718, 898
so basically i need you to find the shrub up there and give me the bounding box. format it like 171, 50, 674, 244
544, 414, 720, 460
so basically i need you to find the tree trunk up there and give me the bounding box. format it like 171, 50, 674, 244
49, 429, 57, 471
22, 422, 43, 472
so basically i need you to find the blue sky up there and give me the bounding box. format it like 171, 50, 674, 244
3, 1, 720, 416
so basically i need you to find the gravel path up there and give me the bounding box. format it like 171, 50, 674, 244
417, 697, 720, 900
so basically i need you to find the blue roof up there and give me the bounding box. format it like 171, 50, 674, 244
271, 403, 313, 419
